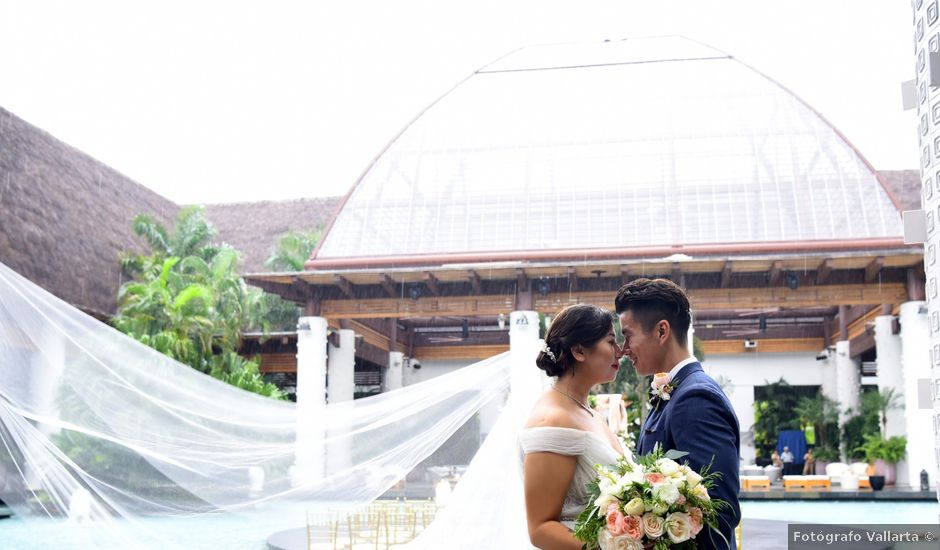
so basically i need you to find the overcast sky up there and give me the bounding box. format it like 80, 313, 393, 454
0, 1, 919, 205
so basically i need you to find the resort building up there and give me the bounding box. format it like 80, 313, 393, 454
0, 37, 934, 489
243, 37, 932, 487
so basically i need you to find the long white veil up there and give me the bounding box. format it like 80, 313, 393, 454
0, 261, 538, 549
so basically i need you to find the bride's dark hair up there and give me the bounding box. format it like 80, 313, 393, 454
536, 304, 615, 377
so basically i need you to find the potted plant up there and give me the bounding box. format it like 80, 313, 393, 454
812, 445, 841, 475
877, 436, 907, 486
855, 435, 906, 488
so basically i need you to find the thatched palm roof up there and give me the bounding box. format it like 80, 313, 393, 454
0, 104, 921, 318
204, 197, 340, 274
879, 169, 922, 212
0, 107, 179, 317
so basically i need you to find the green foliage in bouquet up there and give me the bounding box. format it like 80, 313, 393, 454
575, 445, 729, 550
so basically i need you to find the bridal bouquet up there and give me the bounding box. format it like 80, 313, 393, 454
574, 446, 727, 550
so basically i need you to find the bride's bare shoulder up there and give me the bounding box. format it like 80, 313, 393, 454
523, 393, 580, 430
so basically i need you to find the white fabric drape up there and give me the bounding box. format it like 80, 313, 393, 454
0, 262, 515, 548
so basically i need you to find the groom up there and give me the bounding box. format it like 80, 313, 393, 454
615, 278, 740, 550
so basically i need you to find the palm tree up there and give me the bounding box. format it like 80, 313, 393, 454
115, 208, 285, 399
862, 388, 904, 437
794, 394, 840, 449
121, 206, 220, 277
264, 229, 322, 272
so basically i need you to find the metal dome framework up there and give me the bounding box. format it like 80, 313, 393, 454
312, 36, 903, 267
248, 38, 921, 370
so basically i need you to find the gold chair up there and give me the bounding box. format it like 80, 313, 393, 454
307, 510, 346, 550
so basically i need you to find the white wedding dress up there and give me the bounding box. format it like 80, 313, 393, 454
518, 427, 622, 530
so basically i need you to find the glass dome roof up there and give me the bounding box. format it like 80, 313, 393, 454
314, 36, 902, 264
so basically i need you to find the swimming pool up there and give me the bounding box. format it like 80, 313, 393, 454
1, 501, 936, 549
741, 500, 939, 525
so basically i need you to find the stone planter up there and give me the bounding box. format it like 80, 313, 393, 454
869, 475, 886, 491
874, 459, 896, 485
815, 460, 830, 476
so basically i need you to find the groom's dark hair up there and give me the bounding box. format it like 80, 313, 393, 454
614, 278, 691, 344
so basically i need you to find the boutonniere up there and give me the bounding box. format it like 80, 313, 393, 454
649, 372, 678, 410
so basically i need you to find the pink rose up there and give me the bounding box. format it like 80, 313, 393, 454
688, 507, 704, 536
619, 515, 645, 541
645, 472, 665, 484
651, 372, 670, 390
607, 509, 626, 535
676, 494, 686, 505
606, 502, 621, 516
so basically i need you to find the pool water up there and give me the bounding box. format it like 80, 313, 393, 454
741, 500, 939, 525
0, 501, 936, 549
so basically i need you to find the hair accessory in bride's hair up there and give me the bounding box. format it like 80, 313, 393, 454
540, 342, 557, 363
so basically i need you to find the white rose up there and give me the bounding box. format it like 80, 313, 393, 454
651, 501, 668, 515
641, 513, 665, 539
595, 492, 618, 513
666, 512, 692, 544
656, 458, 680, 476
693, 483, 711, 501
685, 469, 703, 488
598, 528, 615, 550
624, 497, 645, 516
620, 470, 645, 486
653, 481, 680, 505
611, 536, 644, 550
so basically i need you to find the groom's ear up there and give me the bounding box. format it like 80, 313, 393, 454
657, 321, 670, 343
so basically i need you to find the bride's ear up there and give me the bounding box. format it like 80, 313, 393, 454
570, 344, 586, 362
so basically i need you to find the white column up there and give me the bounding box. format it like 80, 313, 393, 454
509, 311, 546, 410
899, 301, 932, 487
820, 352, 838, 405
293, 316, 327, 487
731, 385, 756, 465
327, 328, 355, 475
25, 329, 66, 489
874, 315, 905, 438
386, 351, 404, 391
834, 341, 861, 426
328, 329, 356, 403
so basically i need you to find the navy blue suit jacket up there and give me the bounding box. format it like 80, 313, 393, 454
638, 363, 740, 550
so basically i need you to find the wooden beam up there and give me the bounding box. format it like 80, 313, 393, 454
516, 268, 528, 290
907, 267, 926, 301
423, 272, 441, 297
468, 270, 482, 294
829, 305, 883, 343
347, 319, 390, 351
768, 261, 783, 286
388, 318, 399, 353
380, 274, 397, 298
816, 259, 833, 285
334, 275, 355, 299
317, 283, 907, 319
413, 344, 509, 361
568, 267, 579, 292
720, 261, 733, 288
701, 338, 824, 355
864, 256, 885, 283
838, 305, 849, 341
620, 265, 631, 286
249, 278, 311, 303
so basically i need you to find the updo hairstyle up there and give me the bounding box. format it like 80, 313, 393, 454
535, 304, 615, 378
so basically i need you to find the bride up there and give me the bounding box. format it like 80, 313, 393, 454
521, 304, 625, 549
